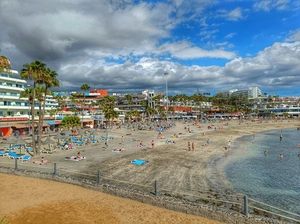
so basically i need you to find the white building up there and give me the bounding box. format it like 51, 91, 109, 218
0, 68, 58, 117
230, 87, 262, 99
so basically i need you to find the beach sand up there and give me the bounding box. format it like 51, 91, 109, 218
0, 118, 299, 223
0, 173, 224, 224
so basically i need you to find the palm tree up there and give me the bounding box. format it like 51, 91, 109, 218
40, 68, 60, 116
35, 85, 46, 151
21, 60, 46, 155
0, 56, 11, 73
125, 111, 133, 123
101, 96, 117, 127
36, 68, 60, 150
124, 94, 133, 110
80, 84, 90, 127
132, 110, 141, 121
145, 107, 156, 121
20, 86, 34, 135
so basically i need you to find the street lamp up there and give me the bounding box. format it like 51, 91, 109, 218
27, 85, 30, 136
164, 72, 169, 123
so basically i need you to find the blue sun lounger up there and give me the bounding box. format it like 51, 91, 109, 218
22, 155, 31, 162
131, 159, 148, 165
0, 151, 8, 156
8, 152, 23, 159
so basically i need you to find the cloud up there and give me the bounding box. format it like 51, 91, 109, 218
0, 0, 299, 96
157, 41, 236, 59
225, 32, 237, 39
199, 29, 219, 41
0, 0, 172, 61
227, 7, 243, 21
55, 41, 300, 95
288, 29, 300, 41
216, 7, 243, 21
253, 0, 291, 11
223, 41, 300, 89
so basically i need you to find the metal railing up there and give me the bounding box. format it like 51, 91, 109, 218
1, 159, 299, 223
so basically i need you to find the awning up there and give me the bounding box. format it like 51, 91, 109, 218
82, 119, 94, 122
11, 124, 28, 129
11, 123, 50, 129
45, 120, 55, 125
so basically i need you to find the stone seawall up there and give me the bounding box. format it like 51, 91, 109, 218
0, 167, 286, 224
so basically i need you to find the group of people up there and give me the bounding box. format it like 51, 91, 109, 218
187, 141, 195, 151
63, 142, 74, 150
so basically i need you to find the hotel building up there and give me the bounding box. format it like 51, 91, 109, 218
0, 58, 59, 136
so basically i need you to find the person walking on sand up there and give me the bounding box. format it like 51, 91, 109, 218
228, 141, 231, 150
188, 142, 191, 151
191, 142, 195, 151
122, 136, 124, 142
207, 139, 210, 145
151, 140, 154, 149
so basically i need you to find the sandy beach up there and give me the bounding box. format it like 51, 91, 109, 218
0, 118, 299, 223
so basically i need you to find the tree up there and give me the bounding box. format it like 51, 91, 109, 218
145, 107, 156, 121
21, 60, 47, 155
60, 115, 81, 130
80, 84, 90, 127
125, 111, 133, 122
36, 68, 60, 151
132, 110, 141, 120
35, 85, 46, 151
101, 96, 117, 127
19, 86, 34, 135
124, 94, 133, 110
0, 56, 11, 73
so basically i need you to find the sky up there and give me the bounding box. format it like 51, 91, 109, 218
1, 0, 300, 97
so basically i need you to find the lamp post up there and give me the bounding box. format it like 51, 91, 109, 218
27, 85, 30, 136
164, 72, 169, 123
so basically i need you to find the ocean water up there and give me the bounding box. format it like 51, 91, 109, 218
214, 128, 300, 216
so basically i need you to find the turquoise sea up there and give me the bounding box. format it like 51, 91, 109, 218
210, 128, 300, 217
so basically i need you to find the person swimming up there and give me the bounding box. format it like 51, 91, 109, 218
280, 154, 283, 159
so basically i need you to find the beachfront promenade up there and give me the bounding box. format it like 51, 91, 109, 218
1, 118, 300, 223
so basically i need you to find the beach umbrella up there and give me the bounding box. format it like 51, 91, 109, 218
77, 129, 86, 140
46, 129, 54, 136
3, 136, 18, 151
3, 135, 18, 144
77, 129, 85, 135
42, 136, 55, 145
54, 133, 64, 139
14, 137, 28, 155
42, 136, 55, 149
90, 131, 96, 140
54, 133, 64, 144
62, 133, 70, 141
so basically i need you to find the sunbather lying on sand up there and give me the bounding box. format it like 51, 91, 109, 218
65, 152, 86, 161
113, 148, 126, 152
33, 157, 51, 165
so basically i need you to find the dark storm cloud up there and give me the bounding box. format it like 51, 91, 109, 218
0, 0, 299, 96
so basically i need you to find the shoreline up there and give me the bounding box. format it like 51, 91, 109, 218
1, 119, 299, 223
